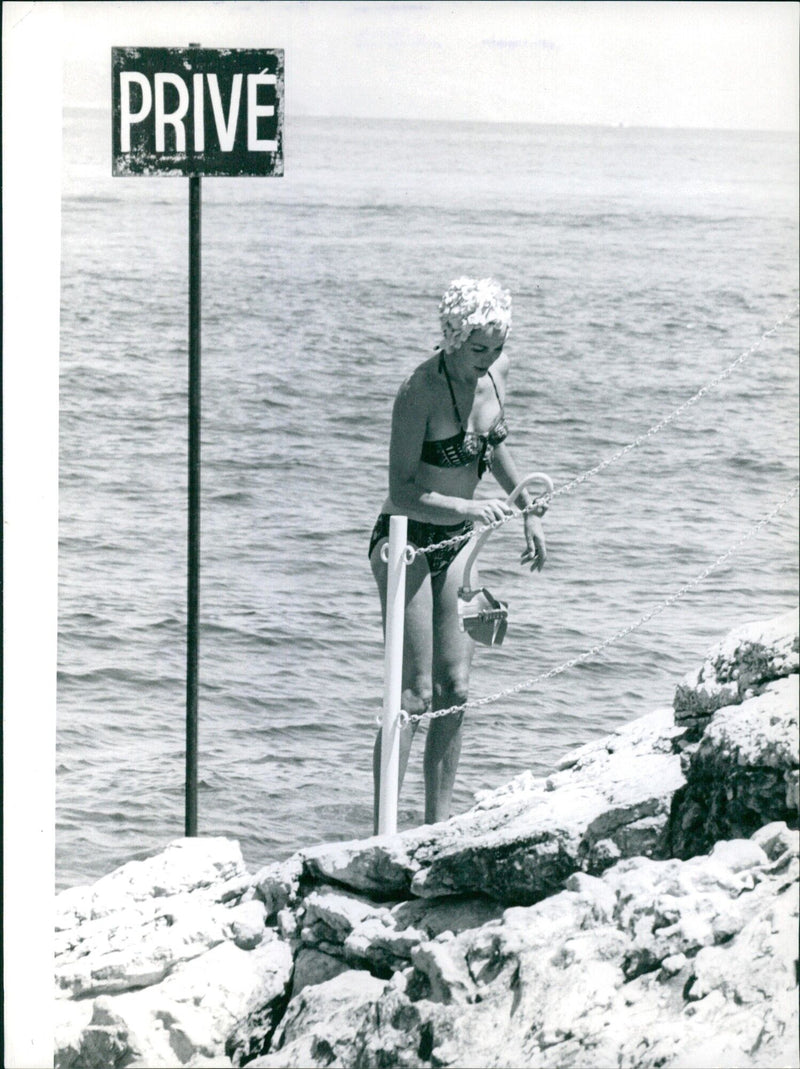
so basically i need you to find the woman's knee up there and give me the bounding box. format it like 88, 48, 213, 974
432, 670, 469, 709
402, 682, 432, 718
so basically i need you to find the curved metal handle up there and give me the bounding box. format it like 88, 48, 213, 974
460, 473, 554, 594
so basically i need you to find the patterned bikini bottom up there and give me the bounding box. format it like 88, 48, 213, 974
368, 513, 474, 577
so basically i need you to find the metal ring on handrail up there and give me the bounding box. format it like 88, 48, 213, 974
375, 709, 412, 727
379, 541, 415, 565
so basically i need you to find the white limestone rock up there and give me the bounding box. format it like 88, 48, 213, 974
252, 612, 797, 915
301, 886, 387, 945
671, 676, 799, 856
296, 886, 504, 978
249, 970, 387, 1068
54, 837, 294, 1065
408, 740, 685, 902
674, 608, 799, 722
266, 824, 797, 1069
389, 894, 505, 939
56, 892, 240, 998
301, 835, 421, 896
287, 706, 686, 907
55, 837, 265, 1000
552, 706, 685, 774
56, 935, 293, 1069
58, 838, 249, 925
53, 999, 95, 1069
227, 899, 268, 950
290, 947, 349, 998
751, 821, 799, 862
251, 855, 304, 919
699, 676, 798, 769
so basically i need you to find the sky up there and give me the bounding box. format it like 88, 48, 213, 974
54, 0, 800, 130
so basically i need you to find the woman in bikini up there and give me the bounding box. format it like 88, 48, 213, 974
369, 277, 547, 830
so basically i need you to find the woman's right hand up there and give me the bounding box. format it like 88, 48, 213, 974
462, 497, 515, 527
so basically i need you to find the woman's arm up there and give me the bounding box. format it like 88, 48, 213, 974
388, 376, 513, 526
490, 441, 548, 571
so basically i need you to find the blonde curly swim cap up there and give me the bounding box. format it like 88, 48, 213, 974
438, 277, 512, 354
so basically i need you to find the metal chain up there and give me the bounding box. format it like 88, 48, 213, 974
400, 481, 799, 726
408, 304, 798, 560
552, 304, 798, 501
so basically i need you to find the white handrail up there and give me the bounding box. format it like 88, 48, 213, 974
378, 515, 407, 836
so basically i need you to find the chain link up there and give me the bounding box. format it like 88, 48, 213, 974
406, 304, 798, 561
401, 481, 799, 726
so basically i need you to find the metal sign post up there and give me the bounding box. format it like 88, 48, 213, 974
112, 45, 284, 837
186, 171, 201, 836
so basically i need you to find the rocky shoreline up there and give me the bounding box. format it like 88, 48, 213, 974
55, 610, 799, 1068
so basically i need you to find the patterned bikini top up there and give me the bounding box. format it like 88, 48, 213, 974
420, 353, 509, 478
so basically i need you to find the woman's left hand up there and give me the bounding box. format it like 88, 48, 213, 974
520, 512, 547, 572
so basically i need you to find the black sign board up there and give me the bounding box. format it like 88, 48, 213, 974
112, 47, 284, 176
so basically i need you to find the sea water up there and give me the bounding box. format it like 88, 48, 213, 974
58, 111, 799, 890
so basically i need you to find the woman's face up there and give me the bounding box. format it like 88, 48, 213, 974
450, 325, 507, 380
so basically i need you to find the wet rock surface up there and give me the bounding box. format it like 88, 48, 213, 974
56, 610, 799, 1068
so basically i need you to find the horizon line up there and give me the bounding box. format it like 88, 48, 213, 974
64, 102, 799, 135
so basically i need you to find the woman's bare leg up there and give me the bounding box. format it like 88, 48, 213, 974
370, 540, 433, 833
424, 542, 476, 824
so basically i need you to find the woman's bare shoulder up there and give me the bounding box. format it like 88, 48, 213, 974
493, 351, 511, 381
396, 353, 440, 402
